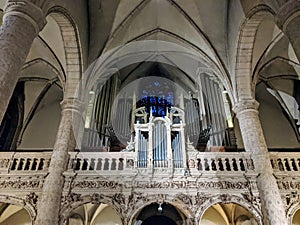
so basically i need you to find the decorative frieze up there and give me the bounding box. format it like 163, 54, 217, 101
0, 178, 43, 189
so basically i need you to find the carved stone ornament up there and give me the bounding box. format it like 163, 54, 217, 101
25, 192, 38, 206
124, 180, 250, 190
0, 159, 10, 168
0, 179, 42, 189
61, 192, 82, 208
277, 180, 300, 190
72, 180, 121, 189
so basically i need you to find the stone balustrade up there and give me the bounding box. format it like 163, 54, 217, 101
188, 152, 255, 176
0, 151, 52, 173
0, 151, 300, 177
71, 152, 135, 173
269, 152, 300, 172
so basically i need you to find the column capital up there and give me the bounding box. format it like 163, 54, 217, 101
276, 0, 300, 32
233, 99, 259, 115
4, 0, 47, 34
60, 98, 84, 113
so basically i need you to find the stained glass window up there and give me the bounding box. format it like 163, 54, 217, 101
137, 79, 174, 117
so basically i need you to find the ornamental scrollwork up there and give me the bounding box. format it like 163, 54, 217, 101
72, 180, 121, 189
0, 179, 42, 189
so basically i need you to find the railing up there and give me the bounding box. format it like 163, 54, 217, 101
71, 152, 135, 172
0, 151, 52, 172
188, 152, 255, 174
0, 151, 300, 176
269, 152, 300, 172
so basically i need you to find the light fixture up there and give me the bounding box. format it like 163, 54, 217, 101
158, 203, 163, 213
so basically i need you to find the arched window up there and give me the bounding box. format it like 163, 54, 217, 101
137, 79, 174, 117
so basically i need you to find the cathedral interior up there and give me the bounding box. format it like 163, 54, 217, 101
0, 0, 299, 225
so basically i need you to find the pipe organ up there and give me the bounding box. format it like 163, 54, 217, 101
82, 74, 234, 156
133, 107, 186, 169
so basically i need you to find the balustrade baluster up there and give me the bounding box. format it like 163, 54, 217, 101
284, 158, 291, 171
17, 159, 24, 170
32, 158, 38, 170
89, 158, 95, 170
239, 158, 245, 171
225, 158, 231, 171
204, 158, 210, 171
197, 158, 203, 171
38, 159, 45, 170
24, 158, 30, 170
294, 158, 300, 171
218, 158, 224, 171
277, 159, 284, 171
211, 159, 217, 171
290, 158, 298, 171
232, 158, 238, 171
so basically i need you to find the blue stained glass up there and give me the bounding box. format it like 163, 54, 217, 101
137, 79, 174, 117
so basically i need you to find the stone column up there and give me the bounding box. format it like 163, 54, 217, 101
234, 99, 288, 225
35, 98, 82, 225
276, 0, 300, 61
0, 0, 46, 123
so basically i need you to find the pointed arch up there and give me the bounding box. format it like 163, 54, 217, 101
46, 6, 83, 99
235, 5, 276, 102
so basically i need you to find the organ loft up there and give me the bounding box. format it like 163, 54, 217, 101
0, 1, 299, 225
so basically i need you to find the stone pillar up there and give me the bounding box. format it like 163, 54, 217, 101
35, 98, 82, 225
234, 99, 288, 225
276, 0, 300, 61
0, 0, 46, 123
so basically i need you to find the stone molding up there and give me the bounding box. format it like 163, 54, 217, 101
233, 99, 259, 115
4, 0, 47, 34
60, 98, 83, 113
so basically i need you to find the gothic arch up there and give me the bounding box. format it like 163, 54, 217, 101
0, 194, 37, 221
235, 5, 276, 102
60, 193, 122, 224
195, 194, 263, 225
46, 6, 83, 99
127, 197, 193, 225
287, 202, 300, 224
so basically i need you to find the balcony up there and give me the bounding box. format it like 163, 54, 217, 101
1, 150, 299, 174
0, 151, 299, 194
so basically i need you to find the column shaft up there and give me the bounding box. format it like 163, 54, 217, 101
0, 1, 45, 122
235, 100, 288, 225
35, 99, 81, 225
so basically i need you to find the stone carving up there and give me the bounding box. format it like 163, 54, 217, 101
277, 181, 300, 190
282, 192, 300, 209
195, 192, 210, 205
25, 192, 38, 206
175, 193, 193, 206
0, 179, 42, 189
0, 159, 9, 168
72, 180, 121, 189
124, 180, 250, 190
61, 193, 82, 207
241, 192, 261, 210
